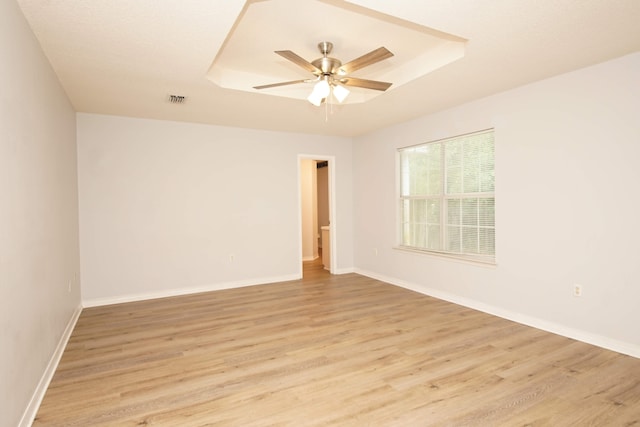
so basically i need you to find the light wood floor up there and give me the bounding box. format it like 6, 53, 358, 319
34, 259, 640, 426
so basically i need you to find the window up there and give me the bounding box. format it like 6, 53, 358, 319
399, 129, 495, 263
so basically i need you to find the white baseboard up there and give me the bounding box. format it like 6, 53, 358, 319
355, 268, 640, 359
332, 267, 355, 275
82, 274, 301, 308
19, 304, 83, 427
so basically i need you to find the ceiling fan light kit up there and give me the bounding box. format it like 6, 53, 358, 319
307, 77, 330, 106
255, 41, 394, 107
307, 75, 351, 106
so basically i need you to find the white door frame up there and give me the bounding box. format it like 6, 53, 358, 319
297, 154, 336, 277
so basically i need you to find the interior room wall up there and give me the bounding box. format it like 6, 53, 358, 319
77, 114, 353, 305
353, 52, 640, 357
0, 1, 81, 426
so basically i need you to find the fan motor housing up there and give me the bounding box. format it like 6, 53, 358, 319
311, 57, 342, 75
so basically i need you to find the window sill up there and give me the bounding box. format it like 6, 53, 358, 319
393, 246, 497, 268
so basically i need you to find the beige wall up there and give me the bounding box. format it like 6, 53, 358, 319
0, 1, 81, 425
77, 114, 354, 305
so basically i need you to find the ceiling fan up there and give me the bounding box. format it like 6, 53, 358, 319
253, 41, 394, 106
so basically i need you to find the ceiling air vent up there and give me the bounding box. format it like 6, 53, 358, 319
168, 94, 186, 104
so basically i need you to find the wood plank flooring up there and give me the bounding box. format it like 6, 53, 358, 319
34, 259, 640, 426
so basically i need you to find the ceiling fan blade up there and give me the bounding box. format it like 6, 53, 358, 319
338, 47, 393, 75
340, 77, 392, 91
253, 79, 309, 90
275, 50, 322, 74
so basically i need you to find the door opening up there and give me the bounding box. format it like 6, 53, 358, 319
298, 155, 335, 277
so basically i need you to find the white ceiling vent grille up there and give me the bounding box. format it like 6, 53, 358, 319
168, 94, 186, 104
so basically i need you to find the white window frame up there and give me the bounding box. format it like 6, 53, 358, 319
397, 129, 495, 264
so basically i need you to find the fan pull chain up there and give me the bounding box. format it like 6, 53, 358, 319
325, 96, 329, 122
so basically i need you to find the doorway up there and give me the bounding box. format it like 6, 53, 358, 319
298, 155, 335, 277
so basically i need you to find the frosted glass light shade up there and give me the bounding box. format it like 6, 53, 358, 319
315, 79, 330, 98
332, 84, 350, 103
307, 79, 331, 106
307, 91, 323, 106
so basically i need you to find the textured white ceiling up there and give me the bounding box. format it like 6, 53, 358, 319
16, 0, 640, 137
208, 0, 466, 104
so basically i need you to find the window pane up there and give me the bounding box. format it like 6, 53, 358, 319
426, 144, 442, 196
400, 150, 424, 196
427, 199, 440, 224
411, 223, 426, 247
402, 199, 410, 223
479, 198, 495, 227
463, 167, 479, 193
401, 199, 410, 245
462, 139, 480, 193
445, 140, 462, 194
462, 226, 479, 253
446, 140, 462, 166
399, 130, 494, 261
401, 221, 410, 246
400, 197, 442, 250
480, 139, 495, 192
427, 225, 441, 250
447, 167, 462, 194
410, 199, 426, 223
447, 199, 461, 225
427, 170, 442, 195
462, 198, 478, 226
447, 226, 461, 252
479, 228, 495, 255
400, 145, 441, 196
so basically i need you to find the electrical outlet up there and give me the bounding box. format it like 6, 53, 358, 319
229, 254, 235, 262
573, 284, 582, 297
373, 247, 378, 256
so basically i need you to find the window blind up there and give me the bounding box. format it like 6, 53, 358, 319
399, 129, 495, 262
